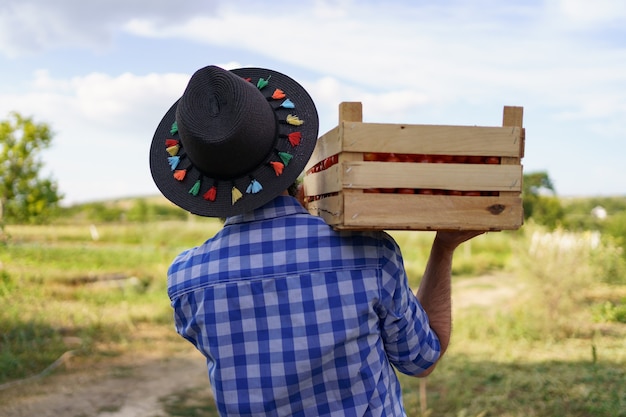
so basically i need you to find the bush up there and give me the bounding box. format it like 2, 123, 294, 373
460, 224, 626, 341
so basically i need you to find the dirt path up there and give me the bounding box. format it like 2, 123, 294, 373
0, 273, 521, 417
0, 348, 210, 417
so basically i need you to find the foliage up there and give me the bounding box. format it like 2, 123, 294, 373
522, 171, 564, 229
1, 211, 625, 416
0, 112, 63, 225
0, 220, 223, 386
59, 197, 189, 223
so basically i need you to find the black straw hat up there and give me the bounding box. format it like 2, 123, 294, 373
149, 65, 319, 217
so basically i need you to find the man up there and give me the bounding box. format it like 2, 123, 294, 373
149, 65, 482, 416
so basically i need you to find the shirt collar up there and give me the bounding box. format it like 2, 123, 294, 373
224, 195, 309, 225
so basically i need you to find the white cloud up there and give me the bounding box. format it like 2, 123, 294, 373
0, 70, 193, 203
0, 0, 217, 56
554, 0, 626, 26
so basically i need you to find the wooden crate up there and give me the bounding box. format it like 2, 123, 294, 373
302, 102, 525, 231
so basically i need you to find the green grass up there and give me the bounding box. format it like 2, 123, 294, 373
1, 220, 625, 416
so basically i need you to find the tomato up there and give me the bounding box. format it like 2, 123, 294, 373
363, 153, 378, 161
446, 190, 463, 196
433, 155, 453, 163
415, 154, 433, 163
385, 153, 402, 163
485, 156, 501, 164
453, 155, 468, 163
462, 191, 482, 196
466, 156, 483, 164
417, 189, 434, 195
396, 188, 415, 194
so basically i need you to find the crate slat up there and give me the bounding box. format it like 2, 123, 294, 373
342, 161, 522, 192
342, 122, 522, 156
307, 193, 523, 231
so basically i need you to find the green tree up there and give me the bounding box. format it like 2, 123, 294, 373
0, 112, 63, 224
523, 171, 564, 229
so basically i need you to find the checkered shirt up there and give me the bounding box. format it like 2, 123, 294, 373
168, 196, 440, 417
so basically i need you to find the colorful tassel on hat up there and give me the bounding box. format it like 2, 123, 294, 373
232, 186, 243, 204
286, 114, 304, 126
287, 132, 301, 147
272, 89, 286, 100
165, 139, 179, 148
280, 99, 295, 109
257, 76, 271, 90
269, 161, 284, 176
203, 185, 217, 201
189, 179, 201, 196
168, 156, 181, 170
173, 169, 187, 181
170, 121, 178, 135
166, 144, 180, 156
278, 152, 293, 166
246, 179, 263, 194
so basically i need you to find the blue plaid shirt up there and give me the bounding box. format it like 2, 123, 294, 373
168, 196, 440, 417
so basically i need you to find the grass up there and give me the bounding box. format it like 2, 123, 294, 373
1, 219, 625, 416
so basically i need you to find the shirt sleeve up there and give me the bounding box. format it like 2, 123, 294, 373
376, 233, 441, 375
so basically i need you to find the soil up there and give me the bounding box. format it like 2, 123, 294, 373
0, 346, 210, 417
0, 274, 520, 417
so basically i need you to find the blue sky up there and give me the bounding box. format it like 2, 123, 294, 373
1, 0, 625, 204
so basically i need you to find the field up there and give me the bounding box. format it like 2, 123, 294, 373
0, 212, 625, 416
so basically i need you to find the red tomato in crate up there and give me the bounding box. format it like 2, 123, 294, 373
485, 156, 501, 164
462, 191, 482, 196
396, 188, 416, 194
363, 153, 378, 161
385, 153, 402, 162
398, 153, 415, 162
466, 156, 484, 164
453, 155, 468, 163
414, 154, 433, 163
433, 155, 453, 163
417, 189, 434, 195
446, 190, 464, 196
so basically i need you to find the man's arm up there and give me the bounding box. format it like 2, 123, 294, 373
415, 230, 484, 377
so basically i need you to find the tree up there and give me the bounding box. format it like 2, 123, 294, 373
0, 112, 63, 224
522, 171, 564, 229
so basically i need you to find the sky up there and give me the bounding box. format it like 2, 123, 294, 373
1, 0, 625, 205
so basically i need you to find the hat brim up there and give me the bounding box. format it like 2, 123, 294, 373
149, 67, 319, 218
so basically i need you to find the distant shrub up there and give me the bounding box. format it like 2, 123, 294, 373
511, 225, 625, 338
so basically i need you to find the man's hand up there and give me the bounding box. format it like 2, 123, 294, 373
433, 230, 485, 251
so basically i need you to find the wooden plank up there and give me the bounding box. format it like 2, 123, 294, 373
305, 102, 363, 172
302, 164, 343, 196
501, 106, 524, 199
306, 194, 343, 226
341, 122, 522, 156
340, 193, 524, 231
338, 102, 362, 123
342, 161, 522, 192
305, 126, 340, 172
